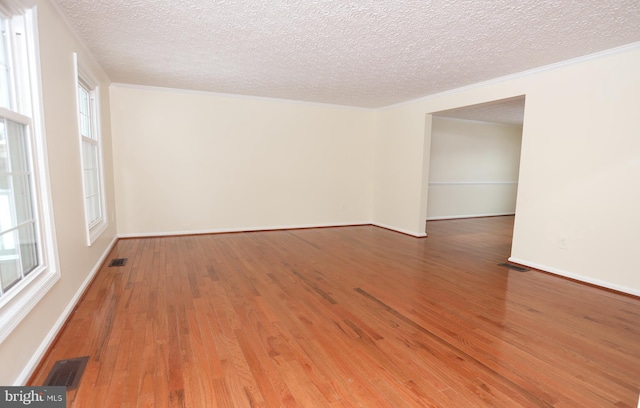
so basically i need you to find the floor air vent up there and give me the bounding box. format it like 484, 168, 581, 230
498, 263, 529, 272
43, 356, 89, 390
109, 258, 127, 267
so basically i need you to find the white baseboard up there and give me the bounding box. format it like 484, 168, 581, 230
15, 236, 118, 385
427, 212, 515, 221
372, 222, 427, 237
117, 221, 371, 238
508, 257, 640, 297
119, 221, 428, 239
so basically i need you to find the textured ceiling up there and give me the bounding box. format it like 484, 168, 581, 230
433, 96, 526, 126
54, 0, 640, 108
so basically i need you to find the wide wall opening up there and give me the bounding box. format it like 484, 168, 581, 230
424, 95, 526, 243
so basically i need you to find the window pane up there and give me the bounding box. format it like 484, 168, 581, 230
85, 197, 92, 223
0, 119, 8, 174
82, 139, 101, 224
82, 140, 96, 169
78, 86, 90, 137
0, 174, 16, 233
13, 174, 34, 223
0, 120, 34, 234
84, 169, 97, 195
0, 115, 39, 290
18, 222, 37, 275
0, 230, 20, 291
83, 141, 99, 197
7, 119, 29, 172
0, 174, 35, 233
85, 197, 93, 224
86, 195, 100, 225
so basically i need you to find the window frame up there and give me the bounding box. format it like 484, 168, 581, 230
0, 2, 60, 344
74, 53, 107, 246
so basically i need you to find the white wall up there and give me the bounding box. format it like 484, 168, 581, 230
427, 117, 522, 219
373, 43, 640, 295
372, 105, 432, 236
110, 85, 374, 236
0, 1, 118, 385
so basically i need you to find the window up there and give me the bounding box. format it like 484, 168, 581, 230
0, 118, 38, 291
75, 55, 106, 245
0, 2, 59, 343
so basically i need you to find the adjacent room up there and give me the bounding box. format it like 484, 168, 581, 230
427, 96, 525, 221
0, 0, 639, 406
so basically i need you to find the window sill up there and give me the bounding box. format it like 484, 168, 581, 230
0, 267, 60, 344
87, 218, 108, 246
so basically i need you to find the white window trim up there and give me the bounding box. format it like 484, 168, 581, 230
73, 53, 107, 246
0, 4, 60, 344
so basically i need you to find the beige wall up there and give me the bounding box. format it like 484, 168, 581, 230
372, 105, 431, 236
110, 86, 374, 236
373, 44, 640, 294
427, 117, 522, 219
0, 1, 117, 385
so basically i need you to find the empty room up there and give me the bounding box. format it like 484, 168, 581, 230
0, 0, 639, 406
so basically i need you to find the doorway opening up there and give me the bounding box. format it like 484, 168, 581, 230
424, 95, 526, 247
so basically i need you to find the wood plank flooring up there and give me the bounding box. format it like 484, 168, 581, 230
29, 217, 640, 407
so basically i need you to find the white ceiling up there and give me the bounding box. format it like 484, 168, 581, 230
54, 0, 640, 109
433, 96, 526, 126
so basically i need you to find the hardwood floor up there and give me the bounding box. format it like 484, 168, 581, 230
29, 216, 640, 407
